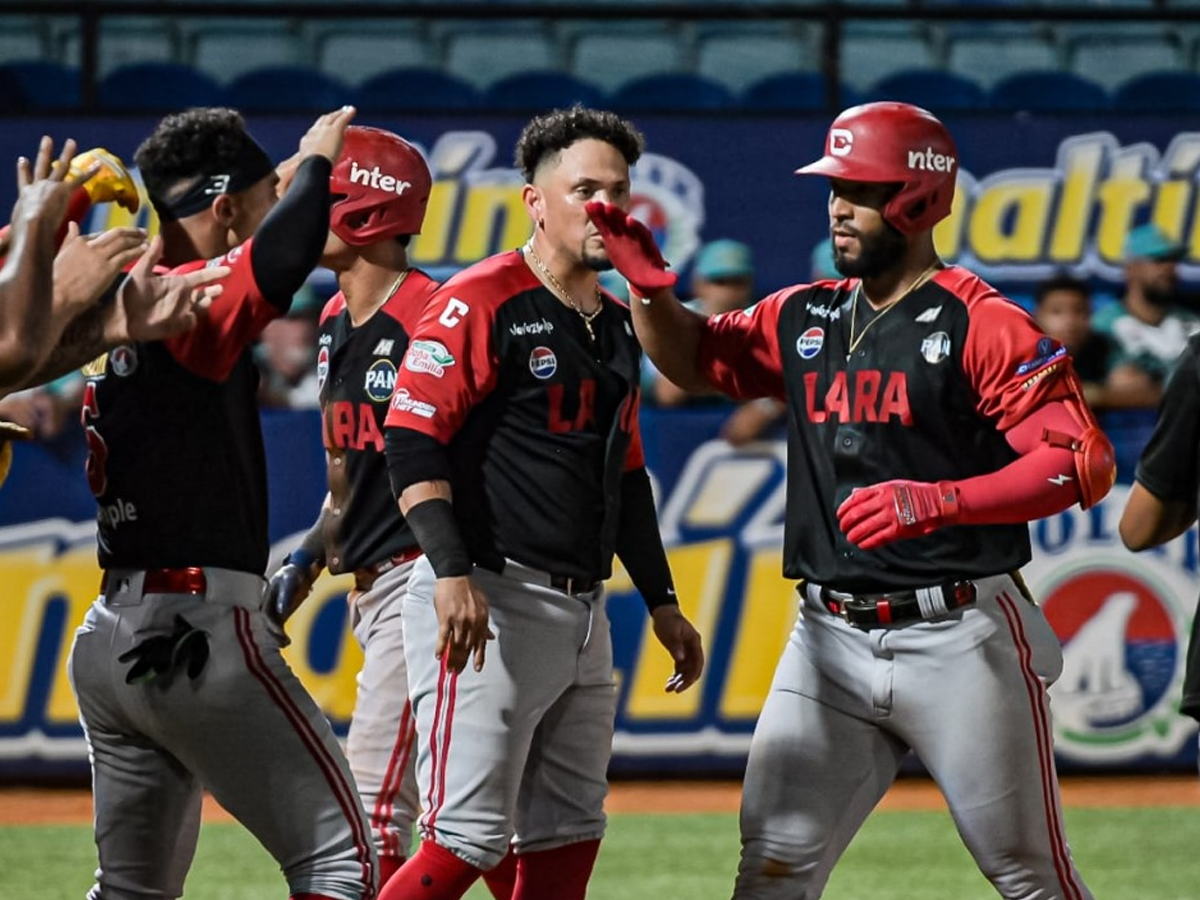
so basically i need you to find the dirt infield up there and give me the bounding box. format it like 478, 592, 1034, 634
1, 775, 1197, 825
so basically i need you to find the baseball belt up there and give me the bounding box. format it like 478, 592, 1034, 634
352, 546, 423, 592
804, 579, 977, 629
480, 558, 601, 597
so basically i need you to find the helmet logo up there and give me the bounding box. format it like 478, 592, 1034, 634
829, 128, 854, 157
349, 159, 413, 195
907, 147, 956, 173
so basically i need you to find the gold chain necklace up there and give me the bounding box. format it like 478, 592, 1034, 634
524, 243, 603, 341
846, 263, 942, 361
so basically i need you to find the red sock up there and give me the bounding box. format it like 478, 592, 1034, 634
377, 840, 481, 900
482, 848, 518, 900
511, 839, 601, 900
378, 854, 406, 889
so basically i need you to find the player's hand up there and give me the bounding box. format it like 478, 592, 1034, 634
110, 236, 228, 342
651, 604, 704, 693
837, 479, 961, 550
297, 105, 357, 167
53, 223, 147, 316
12, 136, 98, 232
432, 575, 494, 674
264, 562, 316, 626
585, 201, 677, 297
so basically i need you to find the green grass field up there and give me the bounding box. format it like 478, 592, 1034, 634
1, 807, 1193, 899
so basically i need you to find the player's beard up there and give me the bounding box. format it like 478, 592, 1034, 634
1144, 283, 1178, 308
832, 224, 907, 279
583, 249, 614, 272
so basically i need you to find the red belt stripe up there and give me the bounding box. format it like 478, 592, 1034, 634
996, 591, 1085, 900
233, 607, 376, 896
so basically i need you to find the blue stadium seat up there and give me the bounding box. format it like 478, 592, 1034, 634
484, 71, 605, 111
742, 72, 835, 112
99, 63, 223, 112
868, 69, 988, 112
0, 61, 79, 111
355, 68, 481, 113
1112, 70, 1200, 111
608, 74, 735, 112
990, 71, 1110, 112
226, 66, 353, 113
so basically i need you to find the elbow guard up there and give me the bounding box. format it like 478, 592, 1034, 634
1041, 392, 1116, 510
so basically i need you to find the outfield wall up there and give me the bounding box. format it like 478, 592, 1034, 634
1, 113, 1198, 777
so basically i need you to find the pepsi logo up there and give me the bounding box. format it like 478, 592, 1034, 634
317, 346, 330, 390
796, 326, 825, 359
529, 346, 557, 379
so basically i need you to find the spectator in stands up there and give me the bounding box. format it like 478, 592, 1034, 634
256, 282, 323, 409
1094, 224, 1200, 408
1032, 273, 1113, 410
646, 238, 784, 445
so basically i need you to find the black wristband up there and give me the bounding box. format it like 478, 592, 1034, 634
290, 507, 329, 572
404, 498, 471, 578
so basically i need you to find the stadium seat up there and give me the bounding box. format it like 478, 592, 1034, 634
226, 66, 353, 113
190, 23, 304, 84
0, 15, 47, 65
1112, 70, 1200, 111
484, 71, 605, 111
608, 74, 736, 112
570, 32, 683, 92
839, 25, 940, 92
355, 67, 482, 113
1065, 30, 1184, 91
99, 62, 223, 112
868, 69, 989, 112
989, 71, 1110, 112
444, 26, 559, 89
696, 29, 820, 92
0, 61, 79, 111
314, 25, 432, 86
58, 17, 180, 79
944, 25, 1059, 89
741, 72, 836, 112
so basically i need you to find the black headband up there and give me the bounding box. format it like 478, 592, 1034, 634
150, 141, 275, 221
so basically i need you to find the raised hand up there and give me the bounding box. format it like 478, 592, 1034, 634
585, 200, 677, 296
112, 236, 229, 342
54, 224, 147, 316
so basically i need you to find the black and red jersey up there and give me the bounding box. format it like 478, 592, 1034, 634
383, 249, 644, 582
317, 269, 439, 574
83, 239, 279, 574
699, 266, 1080, 591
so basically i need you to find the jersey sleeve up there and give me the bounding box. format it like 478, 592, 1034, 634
162, 238, 280, 381
961, 294, 1076, 432
1135, 339, 1200, 502
383, 281, 500, 443
695, 288, 790, 402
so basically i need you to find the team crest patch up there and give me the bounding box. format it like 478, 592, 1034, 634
317, 346, 330, 390
1015, 339, 1067, 377
920, 331, 951, 364
529, 346, 557, 379
110, 345, 137, 377
404, 340, 456, 377
796, 326, 824, 359
364, 359, 397, 402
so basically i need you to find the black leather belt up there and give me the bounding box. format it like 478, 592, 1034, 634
353, 546, 422, 592
480, 559, 600, 596
811, 580, 977, 629
100, 567, 207, 597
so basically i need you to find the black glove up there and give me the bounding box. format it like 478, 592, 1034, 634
264, 562, 314, 626
118, 614, 210, 684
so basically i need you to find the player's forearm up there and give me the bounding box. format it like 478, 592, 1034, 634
250, 156, 333, 311
1119, 481, 1196, 551
630, 290, 712, 394
615, 467, 678, 611
0, 206, 60, 387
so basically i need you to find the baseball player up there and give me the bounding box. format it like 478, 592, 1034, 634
377, 107, 704, 900
590, 101, 1113, 899
264, 126, 440, 889
1119, 332, 1200, 759
67, 105, 379, 900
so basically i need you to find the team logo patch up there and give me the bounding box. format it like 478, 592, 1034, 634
364, 359, 397, 402
317, 346, 330, 390
920, 331, 951, 364
110, 345, 137, 377
1015, 339, 1067, 377
529, 346, 558, 379
373, 338, 395, 356
390, 388, 436, 418
404, 339, 456, 377
914, 305, 942, 323
796, 326, 824, 359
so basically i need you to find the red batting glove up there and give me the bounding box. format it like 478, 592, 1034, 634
585, 201, 677, 296
837, 479, 961, 550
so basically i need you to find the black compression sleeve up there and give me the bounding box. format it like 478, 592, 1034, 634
615, 467, 678, 611
251, 156, 333, 311
405, 498, 471, 578
385, 427, 455, 499
287, 507, 330, 572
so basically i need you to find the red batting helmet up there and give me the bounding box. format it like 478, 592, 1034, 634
330, 126, 432, 246
795, 102, 958, 235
